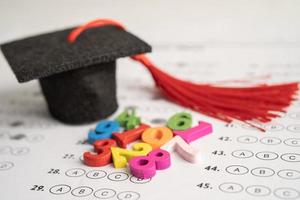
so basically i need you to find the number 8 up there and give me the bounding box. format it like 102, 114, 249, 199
129, 149, 171, 179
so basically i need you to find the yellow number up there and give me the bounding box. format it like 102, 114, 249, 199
111, 143, 152, 168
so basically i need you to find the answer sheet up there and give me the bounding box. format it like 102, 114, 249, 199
0, 1, 300, 199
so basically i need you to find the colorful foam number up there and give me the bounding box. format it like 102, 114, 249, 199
148, 149, 171, 170
115, 108, 141, 130
83, 139, 117, 167
129, 156, 156, 179
88, 120, 120, 144
173, 121, 212, 144
113, 123, 150, 148
161, 136, 200, 163
167, 112, 192, 131
129, 149, 171, 179
111, 143, 152, 168
141, 127, 173, 149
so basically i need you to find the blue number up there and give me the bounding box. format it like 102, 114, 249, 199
88, 120, 120, 144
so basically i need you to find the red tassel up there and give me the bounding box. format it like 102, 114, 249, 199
69, 19, 299, 131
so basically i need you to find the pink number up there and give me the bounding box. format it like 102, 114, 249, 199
129, 149, 171, 179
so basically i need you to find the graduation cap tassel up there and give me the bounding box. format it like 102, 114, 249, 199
68, 19, 299, 131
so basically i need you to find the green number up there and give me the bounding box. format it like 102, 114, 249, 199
167, 112, 192, 131
115, 108, 141, 130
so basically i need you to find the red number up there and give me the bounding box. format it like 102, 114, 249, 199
83, 139, 116, 167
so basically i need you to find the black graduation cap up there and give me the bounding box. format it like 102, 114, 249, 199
1, 25, 151, 124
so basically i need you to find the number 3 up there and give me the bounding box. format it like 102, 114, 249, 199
83, 139, 117, 167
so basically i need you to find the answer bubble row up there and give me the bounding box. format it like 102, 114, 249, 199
0, 132, 44, 143
232, 149, 300, 162
219, 182, 300, 199
237, 136, 300, 147
49, 184, 140, 199
239, 123, 300, 133
225, 165, 300, 179
0, 146, 30, 156
64, 168, 151, 184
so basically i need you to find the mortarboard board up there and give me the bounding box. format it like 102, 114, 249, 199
1, 18, 298, 130
1, 23, 151, 124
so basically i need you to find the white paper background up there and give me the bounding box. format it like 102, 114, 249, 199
0, 1, 299, 199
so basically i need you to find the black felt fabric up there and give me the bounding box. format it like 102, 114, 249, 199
1, 25, 151, 124
39, 61, 117, 124
1, 26, 151, 82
